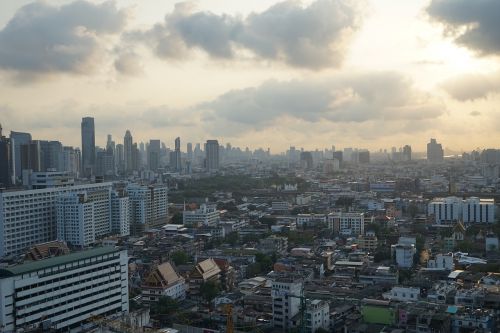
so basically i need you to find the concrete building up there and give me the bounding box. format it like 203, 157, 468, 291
392, 243, 416, 268
427, 253, 454, 270
81, 117, 95, 177
427, 138, 444, 163
23, 171, 75, 189
0, 125, 11, 187
183, 204, 219, 228
9, 131, 31, 184
148, 139, 161, 172
127, 183, 168, 235
124, 130, 134, 174
0, 247, 128, 332
56, 192, 95, 247
328, 212, 365, 237
462, 197, 495, 224
304, 299, 330, 333
383, 286, 420, 302
428, 197, 463, 224
111, 189, 130, 236
272, 276, 302, 330
205, 140, 219, 172
142, 262, 186, 302
0, 182, 113, 257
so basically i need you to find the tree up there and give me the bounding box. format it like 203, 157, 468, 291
225, 231, 239, 246
171, 212, 183, 224
171, 250, 189, 266
200, 281, 221, 304
152, 296, 178, 315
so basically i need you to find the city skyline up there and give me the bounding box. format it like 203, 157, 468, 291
1, 0, 499, 151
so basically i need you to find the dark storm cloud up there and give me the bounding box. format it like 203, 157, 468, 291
0, 1, 127, 75
128, 0, 361, 69
427, 0, 500, 55
201, 72, 444, 132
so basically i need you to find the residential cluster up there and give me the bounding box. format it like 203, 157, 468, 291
0, 120, 499, 333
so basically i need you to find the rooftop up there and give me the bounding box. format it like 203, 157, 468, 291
0, 246, 120, 278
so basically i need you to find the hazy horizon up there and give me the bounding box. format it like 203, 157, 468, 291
1, 0, 499, 152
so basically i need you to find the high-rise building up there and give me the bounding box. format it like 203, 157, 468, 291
115, 143, 124, 172
95, 148, 115, 178
39, 140, 64, 171
358, 150, 370, 164
300, 151, 313, 170
170, 137, 182, 172
0, 247, 129, 332
403, 145, 412, 161
56, 192, 96, 246
205, 140, 219, 172
272, 276, 303, 330
148, 139, 161, 171
427, 138, 444, 163
81, 117, 95, 177
127, 183, 168, 235
62, 146, 80, 176
0, 182, 113, 257
0, 124, 11, 187
9, 131, 31, 183
20, 141, 42, 172
124, 130, 133, 173
187, 142, 193, 161
111, 189, 130, 236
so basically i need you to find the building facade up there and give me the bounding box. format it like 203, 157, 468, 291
0, 247, 128, 332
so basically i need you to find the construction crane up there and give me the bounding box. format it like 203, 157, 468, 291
289, 286, 307, 333
222, 304, 234, 333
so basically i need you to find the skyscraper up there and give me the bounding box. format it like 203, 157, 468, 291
9, 131, 31, 183
403, 145, 412, 161
81, 117, 95, 177
124, 130, 133, 173
174, 137, 182, 171
0, 124, 11, 187
427, 138, 444, 163
205, 140, 219, 172
187, 142, 193, 161
148, 139, 161, 171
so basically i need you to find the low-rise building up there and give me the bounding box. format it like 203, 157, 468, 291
141, 262, 186, 302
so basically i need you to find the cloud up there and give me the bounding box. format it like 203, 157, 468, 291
470, 111, 481, 116
114, 51, 143, 75
427, 0, 500, 55
199, 72, 445, 135
442, 72, 500, 101
128, 0, 362, 69
0, 1, 127, 76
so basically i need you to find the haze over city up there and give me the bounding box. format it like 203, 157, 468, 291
1, 0, 499, 152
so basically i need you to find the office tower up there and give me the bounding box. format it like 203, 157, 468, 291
187, 142, 193, 161
148, 139, 161, 171
403, 145, 412, 161
333, 151, 343, 163
9, 131, 31, 183
95, 148, 115, 178
81, 117, 95, 177
127, 183, 168, 235
300, 151, 313, 170
124, 130, 133, 173
0, 182, 113, 257
358, 150, 370, 164
0, 125, 11, 187
139, 141, 146, 167
115, 143, 124, 172
132, 143, 139, 171
171, 137, 182, 172
0, 247, 129, 332
427, 138, 444, 163
39, 140, 64, 171
20, 141, 42, 172
62, 146, 80, 176
205, 140, 219, 172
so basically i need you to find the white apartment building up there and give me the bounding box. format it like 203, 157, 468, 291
462, 197, 495, 224
305, 299, 330, 333
392, 243, 416, 268
127, 184, 168, 235
183, 204, 220, 228
111, 190, 130, 236
296, 214, 327, 228
0, 183, 113, 257
0, 247, 129, 332
328, 212, 364, 236
56, 193, 95, 247
383, 286, 420, 302
272, 277, 302, 330
427, 253, 454, 270
428, 196, 495, 224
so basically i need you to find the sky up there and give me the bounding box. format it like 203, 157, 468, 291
0, 0, 499, 153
